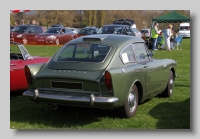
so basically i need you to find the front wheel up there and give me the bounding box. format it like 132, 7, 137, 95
118, 84, 138, 118
55, 38, 60, 45
162, 70, 174, 97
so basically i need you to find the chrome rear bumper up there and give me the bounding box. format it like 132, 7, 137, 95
23, 89, 118, 106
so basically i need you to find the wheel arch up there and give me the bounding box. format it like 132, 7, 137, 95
170, 66, 176, 80
134, 80, 143, 104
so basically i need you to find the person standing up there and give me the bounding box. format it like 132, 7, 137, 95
151, 22, 161, 50
160, 24, 173, 51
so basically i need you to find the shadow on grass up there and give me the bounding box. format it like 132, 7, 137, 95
148, 98, 190, 129
10, 96, 120, 129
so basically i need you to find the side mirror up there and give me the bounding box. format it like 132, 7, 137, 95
28, 31, 32, 33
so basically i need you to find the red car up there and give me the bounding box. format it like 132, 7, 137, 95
10, 43, 50, 92
10, 25, 44, 44
35, 27, 77, 45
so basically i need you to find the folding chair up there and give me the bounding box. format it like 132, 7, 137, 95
174, 36, 183, 50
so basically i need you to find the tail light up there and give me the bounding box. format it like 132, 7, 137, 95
24, 65, 32, 85
104, 71, 112, 91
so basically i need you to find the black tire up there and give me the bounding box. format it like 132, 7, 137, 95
118, 84, 138, 118
55, 38, 60, 45
22, 37, 27, 44
162, 70, 174, 97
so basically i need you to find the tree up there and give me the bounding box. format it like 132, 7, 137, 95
10, 14, 15, 25
92, 10, 97, 27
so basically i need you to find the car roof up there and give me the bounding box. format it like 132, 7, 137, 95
81, 27, 98, 29
102, 24, 131, 27
68, 34, 144, 49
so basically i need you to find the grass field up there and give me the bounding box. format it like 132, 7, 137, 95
10, 39, 190, 129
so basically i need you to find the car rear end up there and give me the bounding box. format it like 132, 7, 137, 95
23, 39, 119, 109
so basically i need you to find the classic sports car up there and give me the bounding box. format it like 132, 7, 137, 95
23, 34, 177, 118
35, 27, 77, 45
10, 42, 50, 92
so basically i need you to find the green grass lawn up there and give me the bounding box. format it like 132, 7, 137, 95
10, 39, 190, 129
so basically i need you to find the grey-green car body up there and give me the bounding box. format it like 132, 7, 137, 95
23, 34, 177, 117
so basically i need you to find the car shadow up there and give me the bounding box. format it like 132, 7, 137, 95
148, 98, 190, 129
10, 96, 120, 129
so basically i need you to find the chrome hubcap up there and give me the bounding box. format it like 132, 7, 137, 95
56, 39, 59, 45
128, 92, 136, 112
23, 38, 27, 44
169, 78, 174, 94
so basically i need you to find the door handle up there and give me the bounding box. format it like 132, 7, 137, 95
10, 64, 15, 66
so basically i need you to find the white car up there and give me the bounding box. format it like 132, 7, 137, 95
132, 28, 142, 38
178, 23, 190, 38
140, 28, 151, 38
69, 28, 79, 34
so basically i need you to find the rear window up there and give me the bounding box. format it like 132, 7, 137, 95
179, 26, 190, 30
54, 44, 111, 63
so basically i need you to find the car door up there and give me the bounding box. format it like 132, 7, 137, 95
26, 26, 37, 43
63, 28, 74, 43
133, 43, 166, 96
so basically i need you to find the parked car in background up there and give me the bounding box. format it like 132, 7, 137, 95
23, 34, 177, 118
97, 24, 135, 36
51, 24, 64, 28
35, 27, 77, 45
140, 28, 151, 38
132, 28, 142, 38
113, 18, 136, 28
69, 28, 79, 34
77, 27, 99, 37
10, 25, 43, 44
10, 26, 15, 32
10, 42, 50, 92
178, 22, 190, 38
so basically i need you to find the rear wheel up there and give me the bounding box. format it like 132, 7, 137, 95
55, 38, 60, 45
162, 70, 174, 97
22, 37, 27, 44
118, 84, 138, 118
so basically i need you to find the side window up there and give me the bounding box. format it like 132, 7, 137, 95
120, 44, 136, 64
37, 26, 43, 33
25, 27, 34, 33
133, 43, 150, 63
65, 28, 71, 33
126, 26, 132, 33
